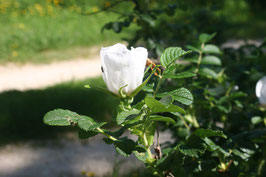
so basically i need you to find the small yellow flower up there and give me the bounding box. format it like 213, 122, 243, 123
18, 23, 25, 29
12, 51, 18, 57
92, 6, 99, 13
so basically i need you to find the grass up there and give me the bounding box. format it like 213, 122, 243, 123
0, 77, 120, 144
0, 0, 135, 64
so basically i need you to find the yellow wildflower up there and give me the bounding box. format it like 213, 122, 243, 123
92, 6, 99, 13
12, 51, 18, 57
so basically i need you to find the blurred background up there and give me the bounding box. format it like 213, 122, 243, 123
0, 0, 265, 177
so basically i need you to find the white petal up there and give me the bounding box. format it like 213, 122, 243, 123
126, 47, 148, 94
256, 76, 266, 104
100, 43, 131, 95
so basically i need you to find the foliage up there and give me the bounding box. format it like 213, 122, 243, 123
99, 0, 265, 58
0, 0, 134, 63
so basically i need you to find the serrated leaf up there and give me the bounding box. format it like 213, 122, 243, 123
178, 134, 206, 158
163, 71, 196, 79
149, 115, 175, 125
78, 116, 106, 131
203, 44, 221, 54
202, 56, 221, 65
199, 68, 218, 79
171, 88, 193, 105
194, 128, 227, 139
116, 109, 140, 125
199, 33, 216, 43
163, 64, 179, 75
160, 47, 191, 68
145, 96, 185, 114
43, 109, 79, 126
157, 88, 193, 105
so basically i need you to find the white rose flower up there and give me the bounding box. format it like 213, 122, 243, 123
100, 43, 148, 96
256, 76, 266, 105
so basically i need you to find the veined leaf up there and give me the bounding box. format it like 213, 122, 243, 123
43, 109, 79, 126
178, 134, 206, 158
78, 116, 106, 131
157, 88, 193, 105
195, 128, 227, 139
116, 109, 140, 125
145, 96, 185, 114
160, 47, 191, 68
163, 71, 196, 79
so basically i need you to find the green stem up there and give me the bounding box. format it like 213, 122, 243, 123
154, 75, 163, 97
195, 43, 205, 73
96, 128, 118, 141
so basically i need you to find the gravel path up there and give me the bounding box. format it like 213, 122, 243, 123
0, 48, 102, 93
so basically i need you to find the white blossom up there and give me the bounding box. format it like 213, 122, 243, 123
256, 76, 266, 104
100, 43, 148, 96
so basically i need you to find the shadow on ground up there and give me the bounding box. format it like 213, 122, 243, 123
0, 77, 119, 144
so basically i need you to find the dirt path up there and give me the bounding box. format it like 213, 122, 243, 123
0, 48, 102, 93
0, 131, 172, 177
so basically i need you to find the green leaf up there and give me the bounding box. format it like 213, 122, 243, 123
78, 129, 98, 139
134, 151, 149, 162
202, 56, 221, 65
114, 137, 136, 157
171, 88, 193, 105
160, 47, 191, 68
43, 109, 79, 126
202, 44, 221, 54
163, 64, 179, 75
157, 88, 194, 105
199, 33, 216, 43
251, 116, 262, 125
199, 68, 218, 79
149, 115, 176, 125
78, 116, 106, 131
194, 128, 227, 139
145, 97, 185, 114
129, 66, 157, 97
163, 71, 196, 79
186, 45, 200, 52
116, 109, 140, 125
159, 95, 173, 107
178, 134, 206, 158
